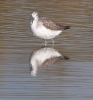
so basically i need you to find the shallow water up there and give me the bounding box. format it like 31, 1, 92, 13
0, 0, 93, 100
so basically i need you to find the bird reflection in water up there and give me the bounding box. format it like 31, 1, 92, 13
29, 47, 69, 76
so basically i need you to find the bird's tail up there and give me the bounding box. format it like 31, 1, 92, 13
64, 26, 70, 30
63, 56, 70, 60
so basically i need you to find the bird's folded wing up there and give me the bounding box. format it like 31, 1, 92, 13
41, 56, 62, 67
40, 17, 64, 30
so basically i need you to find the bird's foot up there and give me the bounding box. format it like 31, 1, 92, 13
52, 39, 54, 47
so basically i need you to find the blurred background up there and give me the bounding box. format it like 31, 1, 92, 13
0, 0, 93, 100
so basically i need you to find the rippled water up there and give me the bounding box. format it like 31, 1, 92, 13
0, 0, 93, 100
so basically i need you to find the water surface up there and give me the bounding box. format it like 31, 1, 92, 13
0, 0, 93, 100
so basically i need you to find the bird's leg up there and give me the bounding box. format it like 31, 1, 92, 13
45, 40, 47, 46
52, 39, 54, 45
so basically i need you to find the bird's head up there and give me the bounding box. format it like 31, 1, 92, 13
31, 12, 38, 19
30, 12, 38, 25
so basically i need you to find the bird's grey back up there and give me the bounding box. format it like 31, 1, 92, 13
39, 17, 68, 30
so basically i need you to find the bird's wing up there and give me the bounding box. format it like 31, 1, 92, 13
41, 56, 62, 67
40, 17, 65, 30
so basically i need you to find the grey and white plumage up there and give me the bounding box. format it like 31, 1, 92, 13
29, 47, 69, 76
30, 12, 70, 45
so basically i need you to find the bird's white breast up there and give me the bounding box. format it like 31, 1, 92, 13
31, 23, 62, 39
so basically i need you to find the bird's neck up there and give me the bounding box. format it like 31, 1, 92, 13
31, 61, 38, 76
33, 17, 39, 27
